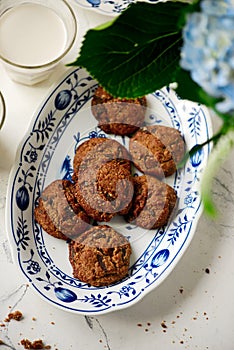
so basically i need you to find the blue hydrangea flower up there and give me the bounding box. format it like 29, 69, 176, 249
180, 0, 234, 113
201, 0, 234, 16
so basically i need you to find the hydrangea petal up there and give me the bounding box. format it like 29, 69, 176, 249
180, 0, 234, 112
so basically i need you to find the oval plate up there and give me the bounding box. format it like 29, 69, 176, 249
6, 67, 212, 315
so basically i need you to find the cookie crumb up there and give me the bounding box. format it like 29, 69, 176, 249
5, 310, 23, 322
161, 321, 167, 329
20, 339, 49, 349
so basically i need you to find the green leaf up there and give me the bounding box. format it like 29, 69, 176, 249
95, 20, 115, 31
68, 1, 191, 98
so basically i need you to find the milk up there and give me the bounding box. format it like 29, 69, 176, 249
0, 3, 67, 66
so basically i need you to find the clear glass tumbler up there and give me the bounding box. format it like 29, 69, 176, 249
0, 0, 77, 85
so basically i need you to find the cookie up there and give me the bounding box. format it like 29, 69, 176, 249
34, 179, 91, 240
91, 86, 147, 136
72, 137, 131, 183
129, 125, 185, 178
75, 159, 134, 222
68, 225, 132, 286
124, 175, 177, 229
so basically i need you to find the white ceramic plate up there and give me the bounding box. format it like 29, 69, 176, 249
72, 0, 162, 16
6, 67, 212, 315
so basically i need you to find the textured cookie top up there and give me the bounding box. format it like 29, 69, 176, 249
72, 137, 131, 182
129, 125, 185, 178
34, 179, 91, 240
69, 225, 132, 286
91, 86, 147, 136
75, 159, 134, 222
125, 175, 177, 229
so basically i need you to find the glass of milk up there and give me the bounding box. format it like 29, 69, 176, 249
0, 0, 77, 85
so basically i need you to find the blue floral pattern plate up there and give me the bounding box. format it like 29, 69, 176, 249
72, 0, 162, 16
6, 67, 212, 315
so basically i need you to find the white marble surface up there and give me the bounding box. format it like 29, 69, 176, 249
1, 3, 234, 350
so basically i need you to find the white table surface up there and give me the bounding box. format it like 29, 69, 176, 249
1, 3, 234, 350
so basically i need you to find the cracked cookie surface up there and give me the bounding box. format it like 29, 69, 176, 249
72, 137, 131, 183
75, 159, 134, 222
129, 125, 185, 178
73, 138, 133, 222
34, 180, 91, 240
91, 86, 147, 136
125, 175, 177, 229
69, 225, 132, 286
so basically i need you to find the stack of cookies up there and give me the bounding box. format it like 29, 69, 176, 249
34, 86, 185, 287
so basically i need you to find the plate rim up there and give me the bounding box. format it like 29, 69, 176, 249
71, 0, 164, 17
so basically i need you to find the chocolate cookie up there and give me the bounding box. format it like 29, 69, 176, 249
34, 180, 91, 240
69, 225, 132, 286
129, 125, 185, 178
124, 175, 177, 229
91, 86, 147, 136
75, 159, 134, 222
72, 137, 131, 183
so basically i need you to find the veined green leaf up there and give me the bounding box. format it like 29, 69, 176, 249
68, 1, 191, 98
